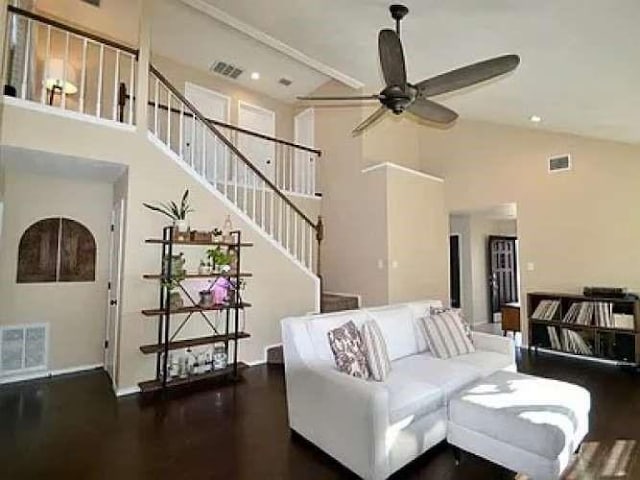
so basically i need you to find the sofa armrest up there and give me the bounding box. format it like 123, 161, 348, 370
285, 364, 390, 479
472, 331, 515, 364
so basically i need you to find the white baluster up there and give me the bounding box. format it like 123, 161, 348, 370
20, 18, 31, 100
128, 54, 135, 124
243, 163, 248, 212
311, 156, 316, 196
308, 224, 313, 269
179, 103, 184, 159
41, 25, 51, 104
112, 49, 120, 120
261, 178, 266, 228
224, 144, 229, 198
96, 44, 104, 117
190, 111, 195, 168
61, 32, 70, 109
166, 91, 172, 148
79, 38, 87, 113
293, 215, 298, 260
270, 189, 275, 236
153, 77, 159, 135
201, 119, 207, 178
252, 173, 257, 222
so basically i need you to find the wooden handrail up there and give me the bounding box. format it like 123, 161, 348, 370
7, 5, 139, 57
125, 93, 321, 156
150, 64, 317, 230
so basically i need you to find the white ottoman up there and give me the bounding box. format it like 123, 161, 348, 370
447, 370, 590, 480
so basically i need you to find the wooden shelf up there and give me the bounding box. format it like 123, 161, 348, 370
145, 238, 253, 247
529, 291, 638, 304
529, 318, 636, 334
140, 332, 250, 354
138, 362, 247, 393
141, 302, 251, 316
143, 272, 252, 280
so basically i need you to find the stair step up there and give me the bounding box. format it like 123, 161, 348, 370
321, 293, 360, 313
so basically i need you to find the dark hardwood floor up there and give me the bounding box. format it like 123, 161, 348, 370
1, 350, 639, 479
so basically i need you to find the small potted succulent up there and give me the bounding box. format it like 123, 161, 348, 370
143, 189, 194, 234
207, 246, 232, 273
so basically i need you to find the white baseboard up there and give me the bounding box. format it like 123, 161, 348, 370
533, 347, 628, 366
116, 386, 141, 397
0, 363, 104, 385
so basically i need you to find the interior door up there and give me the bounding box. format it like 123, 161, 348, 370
449, 235, 461, 308
238, 101, 276, 182
294, 108, 315, 194
488, 235, 519, 322
105, 198, 124, 390
184, 83, 229, 185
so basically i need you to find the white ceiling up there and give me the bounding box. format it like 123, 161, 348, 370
150, 0, 332, 102
194, 0, 640, 144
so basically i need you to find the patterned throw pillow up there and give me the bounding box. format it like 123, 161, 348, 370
327, 321, 370, 379
430, 306, 473, 342
361, 320, 392, 382
420, 310, 475, 359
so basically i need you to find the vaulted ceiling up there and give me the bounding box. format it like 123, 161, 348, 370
163, 0, 639, 143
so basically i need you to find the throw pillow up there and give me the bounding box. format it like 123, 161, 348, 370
430, 306, 473, 342
327, 321, 370, 379
361, 320, 392, 381
420, 310, 475, 359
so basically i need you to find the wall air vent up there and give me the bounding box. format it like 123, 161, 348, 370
278, 78, 293, 87
210, 61, 243, 80
0, 324, 48, 377
81, 0, 101, 7
548, 154, 571, 173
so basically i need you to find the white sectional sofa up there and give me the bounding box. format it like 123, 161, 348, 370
281, 300, 516, 480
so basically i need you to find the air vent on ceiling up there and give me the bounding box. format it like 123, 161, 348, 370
210, 61, 243, 80
81, 0, 101, 7
278, 78, 292, 87
548, 154, 571, 173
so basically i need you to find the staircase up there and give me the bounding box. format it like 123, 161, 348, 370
321, 293, 360, 313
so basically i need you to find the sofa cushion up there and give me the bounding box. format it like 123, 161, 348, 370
420, 311, 475, 359
384, 353, 481, 423
327, 321, 370, 379
361, 320, 392, 381
367, 305, 419, 361
307, 310, 372, 364
449, 370, 591, 460
405, 300, 444, 352
448, 351, 515, 377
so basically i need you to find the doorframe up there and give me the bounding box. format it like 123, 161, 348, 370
238, 100, 276, 134
449, 233, 462, 309
487, 235, 519, 323
238, 100, 276, 179
104, 198, 125, 391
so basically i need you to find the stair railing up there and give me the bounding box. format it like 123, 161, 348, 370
210, 119, 320, 198
2, 6, 137, 125
148, 65, 322, 273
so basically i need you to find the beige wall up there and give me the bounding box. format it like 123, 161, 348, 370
419, 120, 640, 341
386, 166, 448, 304
0, 103, 319, 391
0, 169, 112, 370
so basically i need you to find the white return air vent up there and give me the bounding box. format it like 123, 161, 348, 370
210, 61, 244, 80
0, 324, 48, 377
548, 154, 572, 173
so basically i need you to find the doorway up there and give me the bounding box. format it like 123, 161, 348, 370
294, 108, 315, 194
104, 198, 124, 390
449, 234, 461, 308
238, 101, 276, 181
487, 235, 519, 323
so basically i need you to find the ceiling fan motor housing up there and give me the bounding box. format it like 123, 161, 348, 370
381, 84, 415, 114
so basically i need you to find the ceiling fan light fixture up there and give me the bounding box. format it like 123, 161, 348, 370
250, 72, 260, 80
530, 115, 542, 123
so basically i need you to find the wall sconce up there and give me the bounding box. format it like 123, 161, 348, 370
45, 58, 78, 105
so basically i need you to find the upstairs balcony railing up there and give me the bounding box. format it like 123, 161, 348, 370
2, 5, 137, 125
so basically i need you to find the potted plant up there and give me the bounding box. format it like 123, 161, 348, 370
206, 246, 232, 273
143, 189, 194, 233
211, 228, 223, 242
198, 259, 212, 275
161, 253, 186, 309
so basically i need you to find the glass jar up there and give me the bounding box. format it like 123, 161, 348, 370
212, 344, 228, 370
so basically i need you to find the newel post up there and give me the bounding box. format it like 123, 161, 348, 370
135, 0, 152, 137
315, 215, 324, 294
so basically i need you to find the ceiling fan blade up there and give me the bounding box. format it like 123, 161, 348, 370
378, 29, 407, 87
415, 54, 520, 97
352, 106, 388, 136
407, 98, 458, 125
297, 94, 381, 101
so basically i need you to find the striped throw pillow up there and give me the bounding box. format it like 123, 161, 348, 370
420, 310, 475, 359
361, 320, 391, 381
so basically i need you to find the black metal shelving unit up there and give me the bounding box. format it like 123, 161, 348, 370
139, 227, 252, 394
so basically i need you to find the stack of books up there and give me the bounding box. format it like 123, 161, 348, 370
546, 326, 592, 355
561, 301, 613, 327
532, 300, 561, 320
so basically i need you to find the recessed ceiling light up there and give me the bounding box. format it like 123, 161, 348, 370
250, 72, 260, 80
530, 115, 542, 123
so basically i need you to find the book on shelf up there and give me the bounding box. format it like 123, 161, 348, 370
560, 301, 614, 327
613, 313, 634, 330
532, 299, 561, 320
560, 329, 593, 355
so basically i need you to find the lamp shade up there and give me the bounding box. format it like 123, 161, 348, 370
45, 58, 78, 95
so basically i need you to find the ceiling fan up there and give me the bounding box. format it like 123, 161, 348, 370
298, 4, 520, 135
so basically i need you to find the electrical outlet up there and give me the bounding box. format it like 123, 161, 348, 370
526, 262, 535, 271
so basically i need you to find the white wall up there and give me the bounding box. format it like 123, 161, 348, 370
0, 169, 113, 370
